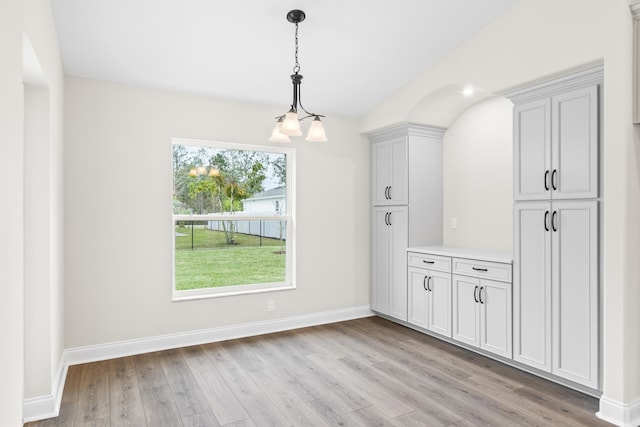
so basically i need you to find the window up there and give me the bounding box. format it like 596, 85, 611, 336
172, 138, 294, 300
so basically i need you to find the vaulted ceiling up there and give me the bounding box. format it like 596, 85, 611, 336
51, 0, 519, 117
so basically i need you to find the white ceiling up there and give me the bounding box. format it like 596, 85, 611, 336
50, 0, 519, 118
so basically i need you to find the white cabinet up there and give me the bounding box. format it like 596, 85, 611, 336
513, 201, 599, 388
368, 124, 445, 322
372, 137, 408, 206
371, 206, 408, 320
510, 65, 601, 390
514, 86, 598, 201
407, 252, 451, 337
452, 259, 512, 359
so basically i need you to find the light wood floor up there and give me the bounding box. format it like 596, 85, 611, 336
26, 317, 609, 426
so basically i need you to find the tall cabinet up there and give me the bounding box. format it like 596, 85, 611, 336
368, 123, 444, 322
509, 65, 602, 389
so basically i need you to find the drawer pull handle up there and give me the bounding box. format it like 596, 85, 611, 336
472, 267, 488, 272
422, 260, 435, 264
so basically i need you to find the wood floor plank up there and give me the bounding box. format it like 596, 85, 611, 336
306, 394, 355, 426
61, 364, 83, 404
74, 360, 110, 425
134, 351, 168, 391
344, 405, 402, 427
108, 356, 146, 427
258, 334, 373, 413
139, 385, 182, 427
181, 410, 222, 427
201, 342, 292, 426
179, 345, 248, 425
247, 367, 328, 426
241, 334, 330, 402
159, 348, 211, 418
306, 353, 415, 418
394, 408, 463, 427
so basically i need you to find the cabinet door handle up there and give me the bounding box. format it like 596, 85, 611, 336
544, 210, 549, 231
473, 285, 479, 303
387, 212, 392, 226
388, 186, 392, 200
427, 276, 432, 292
472, 267, 488, 272
544, 170, 550, 191
551, 169, 558, 190
422, 260, 435, 264
384, 186, 389, 200
479, 286, 484, 304
423, 275, 428, 291
551, 210, 557, 232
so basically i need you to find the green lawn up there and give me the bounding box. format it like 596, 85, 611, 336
175, 225, 286, 290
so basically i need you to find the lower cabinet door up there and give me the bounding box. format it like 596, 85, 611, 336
408, 267, 428, 329
428, 270, 452, 337
371, 208, 391, 315
452, 275, 480, 347
480, 279, 512, 358
551, 200, 598, 388
388, 206, 408, 321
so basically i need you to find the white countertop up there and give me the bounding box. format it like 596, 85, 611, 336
408, 245, 513, 264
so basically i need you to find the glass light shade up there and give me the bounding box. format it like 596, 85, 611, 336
305, 117, 328, 142
208, 167, 220, 177
197, 166, 207, 175
269, 121, 291, 143
188, 168, 198, 177
280, 110, 302, 136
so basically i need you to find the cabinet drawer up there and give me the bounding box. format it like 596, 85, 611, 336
452, 258, 512, 283
408, 252, 451, 272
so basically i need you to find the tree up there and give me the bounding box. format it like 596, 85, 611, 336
173, 143, 285, 244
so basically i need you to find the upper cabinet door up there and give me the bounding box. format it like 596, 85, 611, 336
514, 98, 551, 201
371, 138, 408, 206
388, 138, 408, 205
372, 141, 391, 206
551, 86, 598, 200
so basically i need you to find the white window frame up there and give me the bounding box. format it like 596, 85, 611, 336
171, 137, 296, 301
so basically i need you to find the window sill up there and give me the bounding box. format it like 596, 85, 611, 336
172, 282, 295, 302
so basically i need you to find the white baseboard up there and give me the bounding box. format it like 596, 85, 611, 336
23, 359, 68, 423
597, 395, 640, 427
23, 305, 374, 422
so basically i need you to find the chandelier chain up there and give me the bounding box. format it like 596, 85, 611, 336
293, 22, 300, 74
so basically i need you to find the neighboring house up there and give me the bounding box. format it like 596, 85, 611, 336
243, 187, 286, 215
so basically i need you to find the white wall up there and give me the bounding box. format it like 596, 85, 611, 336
362, 0, 640, 418
64, 77, 369, 348
24, 84, 52, 398
0, 0, 25, 424
0, 0, 65, 424
442, 97, 513, 252
22, 0, 66, 411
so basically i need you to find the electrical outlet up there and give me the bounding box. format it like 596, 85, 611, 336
451, 217, 458, 229
267, 300, 275, 312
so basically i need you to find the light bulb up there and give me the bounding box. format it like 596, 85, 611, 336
305, 116, 327, 142
280, 109, 302, 136
269, 120, 291, 143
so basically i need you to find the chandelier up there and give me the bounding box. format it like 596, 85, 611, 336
270, 10, 328, 143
